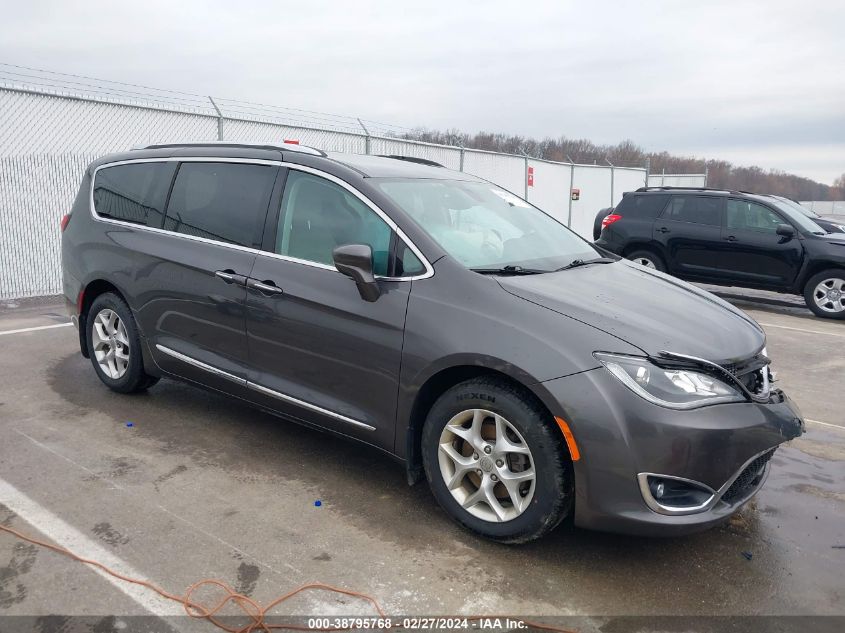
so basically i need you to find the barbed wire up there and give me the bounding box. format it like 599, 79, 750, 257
0, 62, 412, 136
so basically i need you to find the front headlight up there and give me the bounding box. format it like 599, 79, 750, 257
594, 352, 744, 410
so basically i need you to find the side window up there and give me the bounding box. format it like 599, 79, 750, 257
397, 241, 425, 276
663, 196, 721, 226
93, 162, 176, 227
727, 200, 784, 233
163, 162, 276, 247
276, 170, 394, 276
617, 194, 669, 219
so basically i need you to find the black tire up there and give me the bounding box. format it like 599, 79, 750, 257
593, 207, 613, 241
627, 249, 666, 272
85, 293, 159, 393
421, 377, 573, 544
803, 269, 845, 319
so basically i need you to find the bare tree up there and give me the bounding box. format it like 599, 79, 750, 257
400, 128, 841, 200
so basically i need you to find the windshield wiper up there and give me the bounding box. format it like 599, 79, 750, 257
555, 257, 616, 272
471, 265, 546, 275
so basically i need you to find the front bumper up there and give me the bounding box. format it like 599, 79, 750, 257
541, 367, 805, 536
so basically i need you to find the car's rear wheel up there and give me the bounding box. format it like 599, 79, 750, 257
627, 249, 666, 272
86, 293, 159, 392
421, 377, 573, 543
804, 270, 845, 319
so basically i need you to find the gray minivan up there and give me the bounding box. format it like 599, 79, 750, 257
61, 142, 805, 542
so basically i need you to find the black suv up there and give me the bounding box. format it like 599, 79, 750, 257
61, 146, 804, 541
595, 187, 845, 319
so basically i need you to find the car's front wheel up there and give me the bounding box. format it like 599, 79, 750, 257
421, 377, 573, 543
804, 270, 845, 319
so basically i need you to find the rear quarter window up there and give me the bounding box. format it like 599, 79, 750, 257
616, 194, 668, 219
92, 162, 176, 226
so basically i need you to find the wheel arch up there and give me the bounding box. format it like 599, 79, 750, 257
401, 362, 571, 485
76, 278, 131, 358
795, 261, 845, 293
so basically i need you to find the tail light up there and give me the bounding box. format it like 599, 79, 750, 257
601, 213, 622, 230
60, 213, 71, 232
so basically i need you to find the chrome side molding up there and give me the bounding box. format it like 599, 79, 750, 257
154, 344, 374, 431
247, 382, 375, 431
155, 344, 247, 386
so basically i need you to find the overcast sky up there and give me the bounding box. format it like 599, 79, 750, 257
2, 0, 843, 183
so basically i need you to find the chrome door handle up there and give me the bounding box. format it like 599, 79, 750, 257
247, 279, 284, 296
215, 270, 248, 286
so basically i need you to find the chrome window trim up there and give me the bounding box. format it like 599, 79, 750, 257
89, 156, 434, 281
638, 446, 776, 516
155, 344, 374, 432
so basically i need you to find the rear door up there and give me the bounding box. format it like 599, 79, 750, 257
135, 159, 280, 393
653, 195, 725, 279
244, 167, 425, 450
718, 198, 804, 288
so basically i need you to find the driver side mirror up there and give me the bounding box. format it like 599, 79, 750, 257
332, 244, 381, 302
776, 224, 795, 243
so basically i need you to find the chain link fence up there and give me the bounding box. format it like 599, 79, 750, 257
0, 65, 654, 299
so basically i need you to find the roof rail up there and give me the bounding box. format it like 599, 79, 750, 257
377, 155, 444, 168
634, 186, 746, 195
134, 141, 326, 157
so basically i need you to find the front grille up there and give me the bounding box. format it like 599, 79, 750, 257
721, 449, 775, 503
721, 355, 770, 398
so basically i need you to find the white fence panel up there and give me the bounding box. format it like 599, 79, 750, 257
646, 173, 707, 188
569, 166, 612, 240
800, 201, 845, 216
526, 159, 571, 225
462, 150, 525, 195
613, 167, 646, 205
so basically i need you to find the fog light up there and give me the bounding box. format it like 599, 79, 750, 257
645, 475, 713, 509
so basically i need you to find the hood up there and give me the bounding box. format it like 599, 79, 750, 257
497, 260, 765, 365
817, 233, 845, 246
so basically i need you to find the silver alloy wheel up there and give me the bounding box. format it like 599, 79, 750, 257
633, 257, 657, 269
91, 308, 130, 379
813, 278, 845, 313
437, 409, 536, 523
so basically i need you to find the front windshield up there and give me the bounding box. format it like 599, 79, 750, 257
374, 178, 599, 271
767, 198, 826, 234
775, 196, 820, 218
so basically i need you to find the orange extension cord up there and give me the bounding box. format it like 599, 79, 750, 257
0, 522, 575, 633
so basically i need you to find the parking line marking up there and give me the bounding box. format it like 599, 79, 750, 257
13, 428, 291, 579
758, 322, 845, 338
0, 322, 73, 336
806, 418, 845, 431
0, 478, 183, 616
